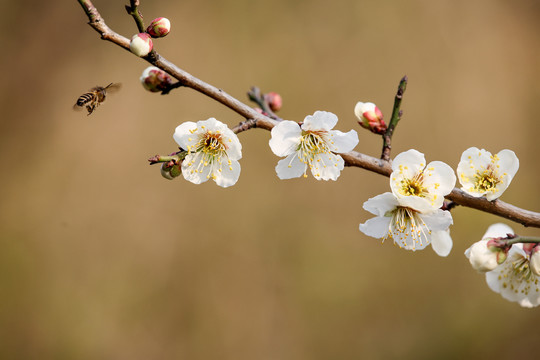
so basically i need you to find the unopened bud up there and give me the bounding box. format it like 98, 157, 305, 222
161, 161, 182, 180
147, 17, 171, 38
266, 92, 282, 112
130, 33, 153, 57
354, 101, 386, 134
140, 66, 174, 92
465, 239, 509, 272
531, 246, 540, 277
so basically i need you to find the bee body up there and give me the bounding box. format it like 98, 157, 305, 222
74, 83, 121, 115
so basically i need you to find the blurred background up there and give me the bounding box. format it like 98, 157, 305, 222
1, 0, 539, 358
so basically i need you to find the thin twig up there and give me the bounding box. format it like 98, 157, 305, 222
381, 76, 407, 161
125, 0, 146, 33
247, 87, 282, 121
77, 0, 540, 228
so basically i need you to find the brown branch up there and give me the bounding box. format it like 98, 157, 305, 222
77, 0, 540, 228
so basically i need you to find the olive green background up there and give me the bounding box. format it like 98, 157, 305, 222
1, 0, 539, 359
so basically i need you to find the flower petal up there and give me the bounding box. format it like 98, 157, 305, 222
309, 153, 344, 181
391, 149, 426, 178
359, 216, 391, 239
482, 223, 514, 239
497, 149, 519, 179
430, 230, 453, 257
421, 209, 453, 232
275, 152, 306, 179
269, 121, 302, 157
173, 121, 197, 149
328, 129, 359, 153
215, 159, 241, 188
396, 196, 436, 213
362, 192, 399, 216
181, 152, 212, 185
422, 161, 456, 198
222, 129, 242, 161
302, 111, 338, 131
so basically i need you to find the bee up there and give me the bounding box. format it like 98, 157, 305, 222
73, 83, 121, 115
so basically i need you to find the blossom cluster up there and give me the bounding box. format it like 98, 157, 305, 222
161, 98, 530, 308
466, 224, 540, 308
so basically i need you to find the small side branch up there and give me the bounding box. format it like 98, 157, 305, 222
247, 87, 282, 121
381, 76, 408, 161
125, 0, 146, 33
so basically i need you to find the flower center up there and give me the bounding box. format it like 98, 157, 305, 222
473, 168, 501, 192
186, 130, 232, 179
385, 207, 431, 250
400, 173, 427, 197
298, 130, 330, 160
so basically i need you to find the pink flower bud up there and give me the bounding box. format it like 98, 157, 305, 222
147, 17, 171, 38
130, 33, 153, 57
140, 66, 174, 92
354, 101, 387, 134
266, 92, 283, 112
531, 246, 540, 276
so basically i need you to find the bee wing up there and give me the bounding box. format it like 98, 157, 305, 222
106, 83, 122, 93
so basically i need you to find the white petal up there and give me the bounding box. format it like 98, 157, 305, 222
363, 192, 399, 216
199, 117, 225, 131
269, 121, 302, 157
421, 209, 453, 232
485, 271, 502, 293
215, 159, 241, 188
275, 153, 306, 179
430, 230, 453, 257
310, 153, 344, 181
391, 149, 426, 178
359, 216, 391, 239
485, 149, 519, 200
396, 196, 437, 213
302, 111, 338, 131
496, 149, 519, 179
222, 128, 242, 161
328, 129, 359, 153
482, 223, 514, 239
422, 161, 456, 197
173, 121, 197, 149
354, 102, 376, 120
181, 152, 211, 185
393, 222, 430, 251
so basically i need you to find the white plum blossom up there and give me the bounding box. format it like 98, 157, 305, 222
470, 223, 540, 308
269, 111, 359, 181
173, 118, 242, 188
488, 244, 540, 307
390, 149, 456, 210
457, 147, 519, 201
359, 192, 453, 256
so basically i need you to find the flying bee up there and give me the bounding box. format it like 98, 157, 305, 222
73, 83, 121, 115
